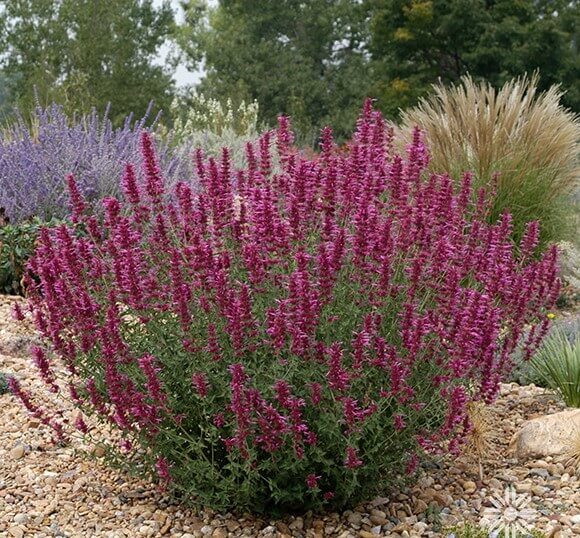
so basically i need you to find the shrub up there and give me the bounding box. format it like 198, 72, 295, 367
0, 216, 64, 295
0, 104, 188, 223
0, 372, 11, 395
13, 102, 559, 513
528, 318, 580, 407
400, 75, 580, 251
168, 93, 261, 169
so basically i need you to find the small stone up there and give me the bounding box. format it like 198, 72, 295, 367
462, 480, 477, 494
8, 527, 25, 538
515, 482, 533, 494
10, 445, 25, 460
73, 477, 87, 493
348, 512, 363, 526
13, 514, 29, 525
412, 499, 428, 514
414, 522, 428, 534
532, 485, 548, 496
289, 517, 304, 531
200, 526, 213, 535
211, 528, 227, 538
432, 491, 453, 507
529, 468, 551, 479
139, 526, 154, 536
571, 515, 580, 525
359, 531, 377, 538
226, 520, 241, 532
369, 515, 389, 526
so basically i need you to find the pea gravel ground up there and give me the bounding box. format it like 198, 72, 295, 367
1, 295, 579, 538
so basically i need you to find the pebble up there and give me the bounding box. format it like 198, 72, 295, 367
462, 480, 477, 494
347, 512, 362, 526
13, 513, 29, 525
529, 468, 551, 479
10, 445, 25, 460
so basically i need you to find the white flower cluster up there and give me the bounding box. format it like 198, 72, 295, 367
170, 93, 261, 169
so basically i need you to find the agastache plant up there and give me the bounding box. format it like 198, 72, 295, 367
14, 100, 559, 513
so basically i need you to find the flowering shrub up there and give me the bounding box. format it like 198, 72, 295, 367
13, 101, 559, 513
167, 93, 261, 170
0, 104, 188, 223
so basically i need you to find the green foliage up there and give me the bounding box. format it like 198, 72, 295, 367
369, 0, 580, 118
0, 372, 11, 395
177, 0, 371, 142
0, 217, 64, 295
0, 0, 175, 123
529, 319, 580, 408
400, 75, 580, 250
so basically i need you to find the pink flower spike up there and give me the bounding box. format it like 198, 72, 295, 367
306, 473, 321, 489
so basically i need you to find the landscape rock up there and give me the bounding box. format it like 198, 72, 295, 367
510, 409, 580, 460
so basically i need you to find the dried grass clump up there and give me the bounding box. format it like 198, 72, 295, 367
401, 75, 580, 249
464, 401, 493, 481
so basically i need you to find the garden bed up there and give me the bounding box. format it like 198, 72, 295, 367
1, 296, 579, 538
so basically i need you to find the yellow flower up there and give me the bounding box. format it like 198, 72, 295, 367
547, 312, 556, 319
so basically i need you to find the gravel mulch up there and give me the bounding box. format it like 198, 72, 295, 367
1, 295, 579, 538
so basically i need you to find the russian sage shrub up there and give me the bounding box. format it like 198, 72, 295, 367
0, 104, 187, 223
13, 102, 559, 513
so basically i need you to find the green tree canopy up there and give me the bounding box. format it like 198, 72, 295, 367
178, 0, 372, 142
369, 0, 580, 118
0, 0, 176, 123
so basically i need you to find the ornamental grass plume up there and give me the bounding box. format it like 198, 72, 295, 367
401, 75, 580, 250
14, 100, 559, 513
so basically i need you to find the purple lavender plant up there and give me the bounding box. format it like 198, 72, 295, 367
0, 104, 188, 222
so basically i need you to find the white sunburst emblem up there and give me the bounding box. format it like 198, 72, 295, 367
480, 486, 538, 537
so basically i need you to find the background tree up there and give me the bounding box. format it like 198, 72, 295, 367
0, 0, 176, 123
178, 0, 372, 142
368, 0, 580, 118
